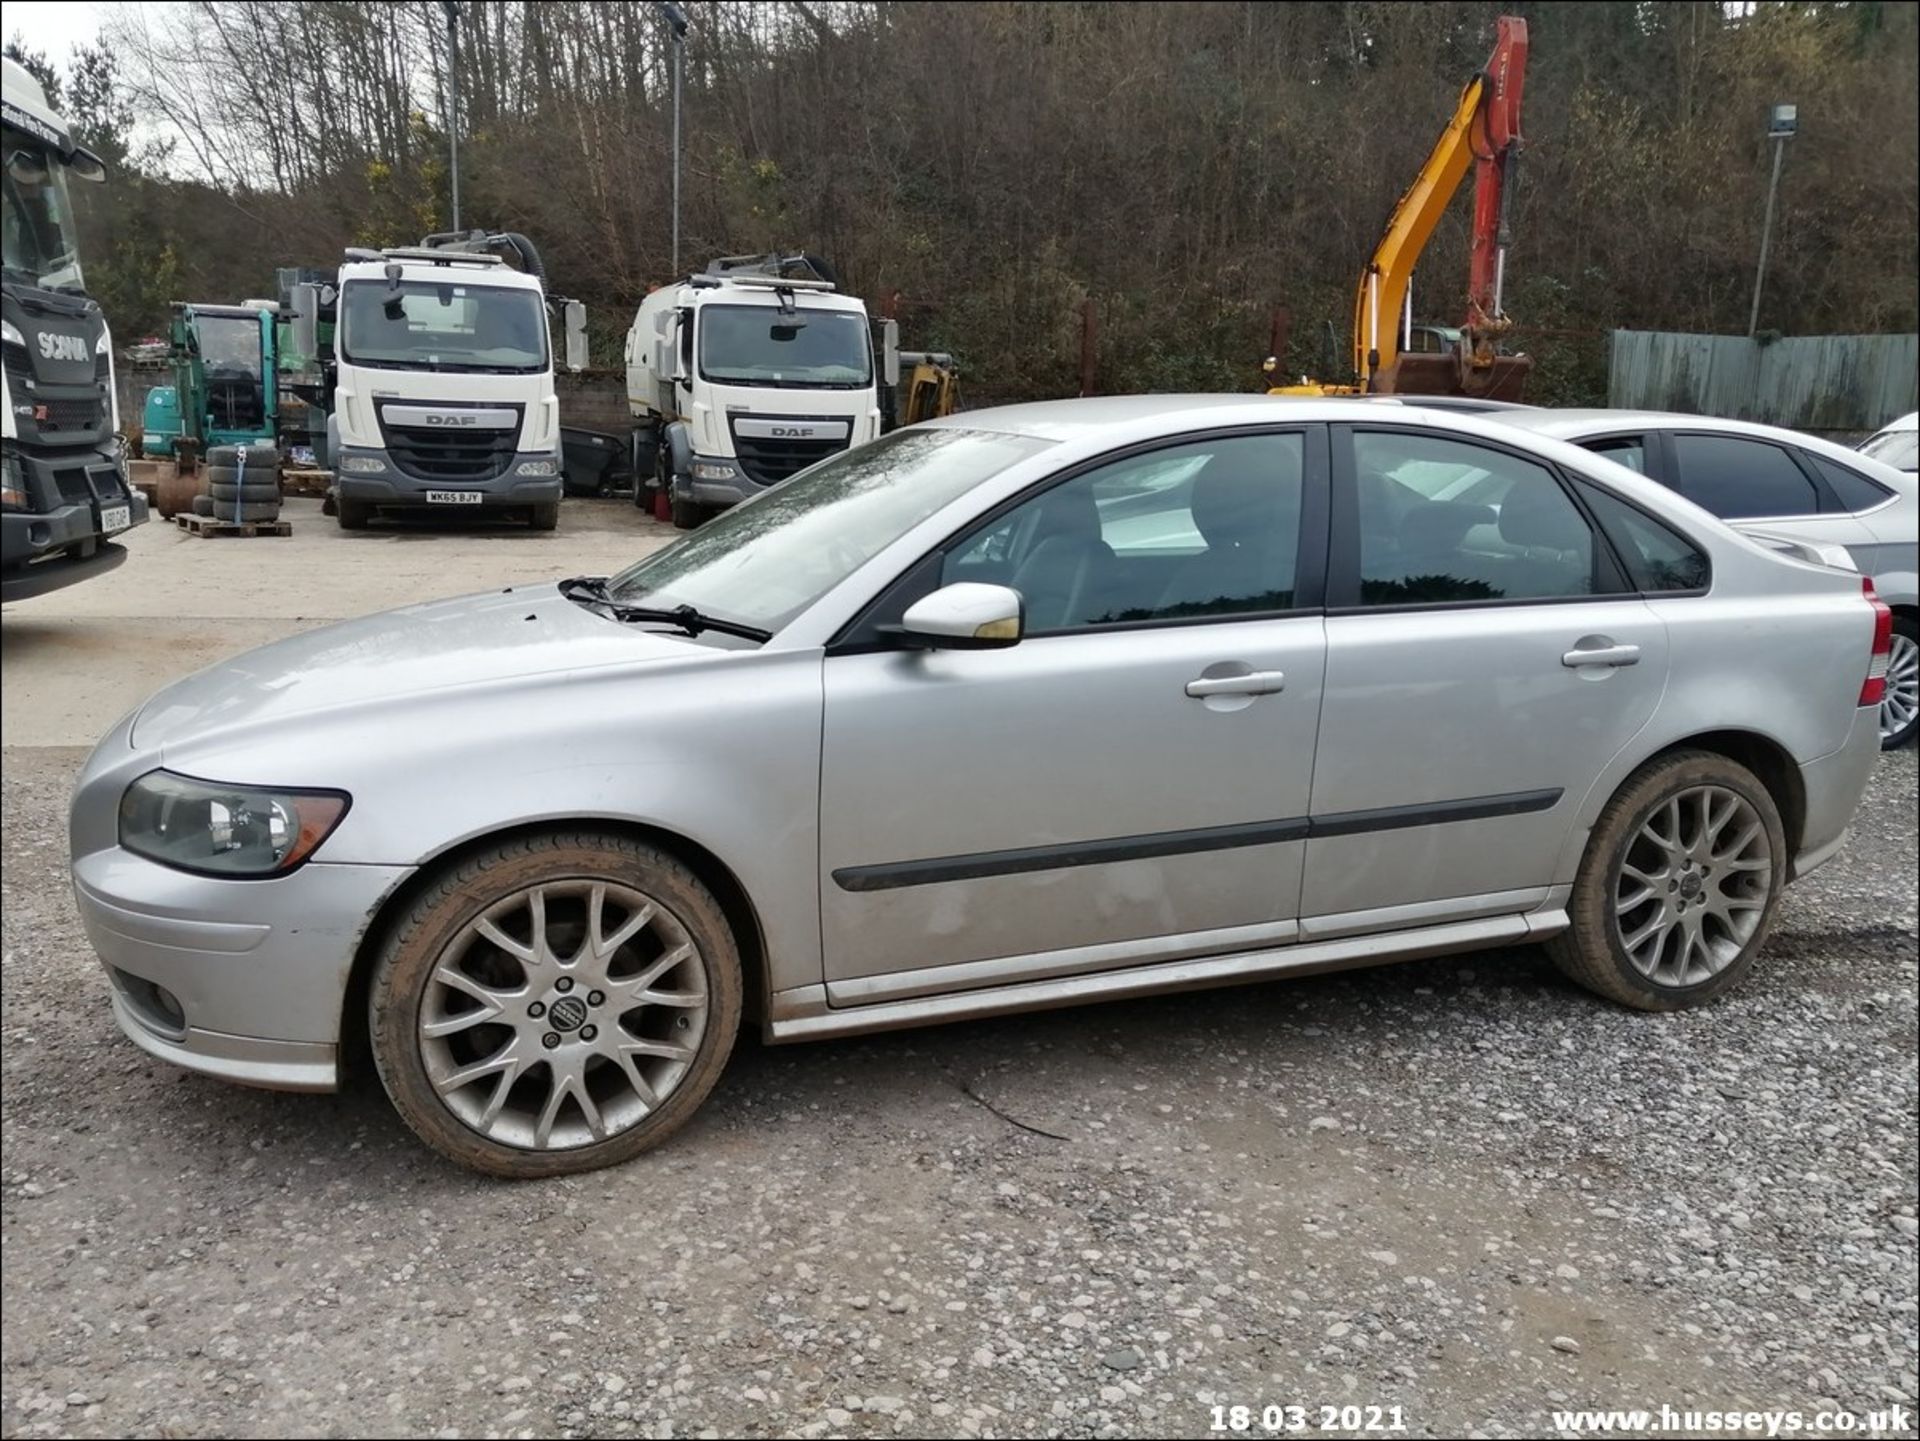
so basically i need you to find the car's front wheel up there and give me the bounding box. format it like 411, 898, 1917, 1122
369, 831, 741, 1177
1548, 749, 1786, 1011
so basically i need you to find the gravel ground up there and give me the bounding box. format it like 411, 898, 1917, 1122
2, 746, 1915, 1440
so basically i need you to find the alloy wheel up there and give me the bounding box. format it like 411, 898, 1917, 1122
1881, 629, 1919, 744
1612, 785, 1772, 988
418, 880, 708, 1150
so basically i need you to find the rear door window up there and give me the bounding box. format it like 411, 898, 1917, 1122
1572, 480, 1711, 593
1669, 434, 1821, 519
1582, 436, 1650, 475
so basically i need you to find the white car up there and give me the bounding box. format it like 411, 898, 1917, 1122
1492, 410, 1919, 750
1859, 411, 1918, 475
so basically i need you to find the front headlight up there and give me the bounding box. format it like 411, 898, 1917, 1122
118, 771, 350, 877
692, 460, 738, 481
515, 458, 559, 477
0, 319, 22, 347
337, 455, 387, 474
2, 447, 26, 512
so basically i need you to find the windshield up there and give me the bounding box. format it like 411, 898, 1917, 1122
606, 426, 1053, 632
1, 138, 84, 291
339, 279, 547, 372
1860, 428, 1918, 472
196, 314, 263, 379
699, 304, 872, 388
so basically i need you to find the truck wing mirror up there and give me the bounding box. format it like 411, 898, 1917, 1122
881, 318, 901, 388
290, 284, 319, 366
563, 300, 588, 373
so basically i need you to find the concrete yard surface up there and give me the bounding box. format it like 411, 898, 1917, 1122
1, 490, 1916, 1440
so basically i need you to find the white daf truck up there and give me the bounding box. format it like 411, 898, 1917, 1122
292, 231, 586, 531
624, 253, 897, 528
2, 55, 147, 601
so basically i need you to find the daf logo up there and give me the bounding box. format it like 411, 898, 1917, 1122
425, 414, 480, 427
770, 426, 816, 438
37, 333, 87, 363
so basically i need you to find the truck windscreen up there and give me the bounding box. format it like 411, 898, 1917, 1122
699, 305, 872, 388
339, 280, 547, 373
196, 315, 263, 379
1, 139, 84, 292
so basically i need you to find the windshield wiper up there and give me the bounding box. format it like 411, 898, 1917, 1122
558, 576, 770, 641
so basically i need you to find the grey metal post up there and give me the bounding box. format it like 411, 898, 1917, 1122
660, 4, 689, 276
443, 2, 461, 232
1748, 104, 1796, 339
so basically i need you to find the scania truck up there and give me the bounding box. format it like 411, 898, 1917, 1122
2, 55, 147, 601
290, 231, 586, 531
624, 253, 897, 529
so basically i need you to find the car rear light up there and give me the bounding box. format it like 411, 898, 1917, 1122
1860, 578, 1893, 707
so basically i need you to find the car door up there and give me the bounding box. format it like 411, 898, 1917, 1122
817, 427, 1329, 1003
1301, 424, 1671, 930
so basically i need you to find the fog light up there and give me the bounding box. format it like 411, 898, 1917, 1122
338, 455, 387, 474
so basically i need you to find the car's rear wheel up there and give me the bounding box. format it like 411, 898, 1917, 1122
1880, 615, 1918, 749
368, 831, 741, 1177
1548, 750, 1785, 1010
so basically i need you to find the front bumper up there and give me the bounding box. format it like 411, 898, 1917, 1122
334, 445, 562, 508
1, 532, 130, 602
1790, 705, 1882, 880
674, 453, 770, 509
72, 846, 411, 1092
2, 440, 148, 601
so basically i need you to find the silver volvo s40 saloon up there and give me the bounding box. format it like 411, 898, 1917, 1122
70, 398, 1891, 1176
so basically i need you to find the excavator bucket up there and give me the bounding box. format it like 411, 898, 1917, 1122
1376, 350, 1533, 403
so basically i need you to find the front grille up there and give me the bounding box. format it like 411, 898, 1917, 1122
379, 406, 520, 483
729, 418, 849, 486
55, 470, 99, 507
3, 339, 110, 439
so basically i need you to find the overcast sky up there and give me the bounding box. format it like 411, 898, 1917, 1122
5, 1, 113, 69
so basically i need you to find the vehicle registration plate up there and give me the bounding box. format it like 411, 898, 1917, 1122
426, 491, 483, 505
100, 504, 131, 533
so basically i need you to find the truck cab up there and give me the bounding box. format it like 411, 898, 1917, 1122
2, 56, 147, 602
318, 237, 575, 531
625, 255, 893, 528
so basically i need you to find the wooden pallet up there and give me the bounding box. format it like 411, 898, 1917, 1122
175, 512, 291, 538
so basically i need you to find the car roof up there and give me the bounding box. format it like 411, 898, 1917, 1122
1489, 407, 1915, 479
1872, 411, 1918, 435
925, 393, 1541, 442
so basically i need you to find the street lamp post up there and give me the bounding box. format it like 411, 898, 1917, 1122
659, 3, 689, 277
443, 0, 461, 232
1747, 102, 1796, 339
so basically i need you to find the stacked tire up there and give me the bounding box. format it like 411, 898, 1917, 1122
204, 444, 283, 523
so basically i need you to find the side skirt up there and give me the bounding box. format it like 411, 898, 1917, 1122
765, 909, 1568, 1044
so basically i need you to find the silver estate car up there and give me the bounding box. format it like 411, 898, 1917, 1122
1485, 410, 1919, 749
69, 397, 1890, 1177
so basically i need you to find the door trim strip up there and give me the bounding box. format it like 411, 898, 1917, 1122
830, 788, 1563, 892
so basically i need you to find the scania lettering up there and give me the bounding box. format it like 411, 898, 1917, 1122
2, 55, 148, 602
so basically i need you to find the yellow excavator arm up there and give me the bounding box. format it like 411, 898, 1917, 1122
1347, 75, 1486, 387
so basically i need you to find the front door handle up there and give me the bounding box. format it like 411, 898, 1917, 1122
1562, 640, 1641, 669
1186, 669, 1286, 698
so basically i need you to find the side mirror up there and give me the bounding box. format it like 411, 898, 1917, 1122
881, 317, 901, 388
291, 284, 319, 365
893, 583, 1024, 650
563, 299, 588, 373
68, 146, 108, 183
654, 308, 688, 384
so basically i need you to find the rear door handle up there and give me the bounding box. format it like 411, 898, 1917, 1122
1562, 641, 1641, 669
1186, 670, 1286, 698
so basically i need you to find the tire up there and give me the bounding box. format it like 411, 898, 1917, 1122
205, 460, 279, 487
336, 497, 371, 530
1548, 749, 1787, 1012
208, 499, 282, 523
529, 501, 560, 532
670, 495, 701, 530
191, 494, 214, 517
203, 444, 241, 469
208, 481, 282, 504
367, 830, 743, 1178
1879, 614, 1918, 750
